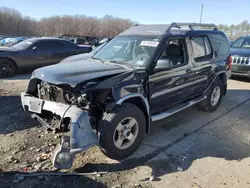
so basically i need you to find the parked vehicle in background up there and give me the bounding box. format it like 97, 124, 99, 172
0, 35, 10, 41
230, 36, 250, 79
21, 23, 231, 169
0, 37, 92, 77
60, 42, 107, 63
57, 34, 111, 48
1, 37, 27, 47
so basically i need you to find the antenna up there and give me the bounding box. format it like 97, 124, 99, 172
200, 4, 204, 23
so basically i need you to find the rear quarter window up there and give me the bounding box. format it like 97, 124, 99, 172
208, 34, 230, 56
63, 40, 77, 49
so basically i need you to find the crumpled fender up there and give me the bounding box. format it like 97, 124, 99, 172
52, 106, 99, 169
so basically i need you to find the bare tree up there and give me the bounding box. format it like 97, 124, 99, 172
3, 6, 250, 40
0, 7, 134, 38
0, 7, 39, 36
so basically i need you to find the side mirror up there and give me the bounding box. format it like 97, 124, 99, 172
155, 58, 173, 71
32, 46, 38, 51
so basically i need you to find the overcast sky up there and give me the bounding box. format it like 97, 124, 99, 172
1, 0, 249, 25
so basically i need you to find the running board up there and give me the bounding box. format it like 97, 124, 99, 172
151, 95, 207, 122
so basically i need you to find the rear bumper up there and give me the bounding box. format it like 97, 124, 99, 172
21, 92, 99, 169
232, 65, 250, 78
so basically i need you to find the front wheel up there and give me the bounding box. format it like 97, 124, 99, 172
199, 78, 224, 112
99, 103, 146, 160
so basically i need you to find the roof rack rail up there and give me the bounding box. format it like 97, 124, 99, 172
166, 22, 217, 33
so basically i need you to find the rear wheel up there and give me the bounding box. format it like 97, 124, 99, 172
0, 59, 17, 78
99, 103, 146, 160
199, 78, 224, 112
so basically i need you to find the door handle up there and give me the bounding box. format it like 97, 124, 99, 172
186, 68, 194, 76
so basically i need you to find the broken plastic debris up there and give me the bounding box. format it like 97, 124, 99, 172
180, 155, 187, 161
149, 175, 155, 181
17, 176, 24, 181
177, 167, 183, 171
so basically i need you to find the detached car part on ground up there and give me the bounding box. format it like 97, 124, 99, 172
21, 23, 232, 169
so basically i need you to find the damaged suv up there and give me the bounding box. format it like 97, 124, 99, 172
21, 23, 232, 169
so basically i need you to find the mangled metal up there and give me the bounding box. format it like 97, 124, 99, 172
21, 92, 99, 169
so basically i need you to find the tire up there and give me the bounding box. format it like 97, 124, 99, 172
198, 78, 224, 112
99, 103, 146, 160
0, 59, 17, 78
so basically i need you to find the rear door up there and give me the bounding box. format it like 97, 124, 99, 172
188, 35, 214, 95
149, 37, 194, 114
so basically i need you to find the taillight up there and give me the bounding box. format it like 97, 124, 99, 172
227, 55, 232, 70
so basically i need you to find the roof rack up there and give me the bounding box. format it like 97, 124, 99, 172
166, 22, 217, 33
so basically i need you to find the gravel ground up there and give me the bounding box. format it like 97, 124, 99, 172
0, 74, 250, 188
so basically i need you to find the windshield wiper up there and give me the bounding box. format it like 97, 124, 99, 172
91, 57, 105, 63
108, 60, 134, 68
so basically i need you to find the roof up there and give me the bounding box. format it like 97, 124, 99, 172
238, 36, 250, 39
119, 24, 171, 36
25, 37, 68, 42
119, 23, 218, 37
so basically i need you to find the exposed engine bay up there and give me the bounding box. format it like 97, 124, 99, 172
28, 73, 142, 134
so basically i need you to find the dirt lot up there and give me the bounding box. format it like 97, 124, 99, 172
0, 74, 250, 188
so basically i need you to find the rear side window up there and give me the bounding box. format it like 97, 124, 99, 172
208, 34, 230, 55
50, 41, 65, 48
63, 40, 77, 49
35, 40, 65, 50
76, 38, 86, 45
191, 36, 212, 62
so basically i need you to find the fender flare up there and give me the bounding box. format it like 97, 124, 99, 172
203, 71, 227, 95
116, 94, 151, 132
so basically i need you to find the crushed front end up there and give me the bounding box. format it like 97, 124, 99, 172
21, 78, 101, 169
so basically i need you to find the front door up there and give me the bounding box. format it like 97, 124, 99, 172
149, 37, 194, 115
30, 40, 53, 68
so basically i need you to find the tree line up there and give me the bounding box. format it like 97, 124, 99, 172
1, 7, 250, 40
0, 7, 134, 38
217, 20, 250, 40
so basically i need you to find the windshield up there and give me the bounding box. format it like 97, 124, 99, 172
93, 36, 160, 67
11, 39, 33, 50
231, 38, 250, 48
89, 42, 106, 55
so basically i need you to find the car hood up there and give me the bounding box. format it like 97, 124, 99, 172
0, 47, 15, 52
230, 48, 250, 57
60, 53, 91, 63
32, 59, 131, 87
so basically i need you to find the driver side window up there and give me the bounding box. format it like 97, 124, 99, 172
159, 38, 187, 68
99, 40, 131, 60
